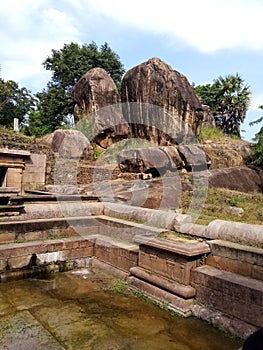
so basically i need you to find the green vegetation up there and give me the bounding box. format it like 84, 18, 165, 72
26, 41, 125, 136
195, 73, 251, 137
0, 78, 35, 128
108, 279, 129, 294
249, 105, 263, 167
198, 126, 232, 143
182, 188, 263, 225
1, 41, 124, 137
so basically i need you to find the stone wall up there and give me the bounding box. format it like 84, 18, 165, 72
0, 149, 46, 194
0, 201, 262, 338
22, 154, 46, 193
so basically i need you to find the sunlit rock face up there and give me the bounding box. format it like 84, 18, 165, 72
73, 67, 129, 148
121, 57, 204, 145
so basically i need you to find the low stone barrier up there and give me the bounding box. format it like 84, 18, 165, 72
103, 202, 192, 230
191, 266, 263, 336
206, 239, 263, 281
206, 220, 263, 245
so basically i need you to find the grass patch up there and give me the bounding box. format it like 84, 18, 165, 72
181, 188, 263, 225
107, 279, 130, 294
198, 127, 228, 143
158, 230, 197, 241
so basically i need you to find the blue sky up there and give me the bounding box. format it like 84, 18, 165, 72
1, 0, 263, 140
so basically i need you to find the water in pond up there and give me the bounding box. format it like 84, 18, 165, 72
0, 268, 242, 350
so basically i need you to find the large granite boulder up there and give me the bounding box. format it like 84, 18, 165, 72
117, 145, 211, 174
178, 145, 211, 170
208, 166, 263, 193
117, 146, 185, 174
41, 129, 91, 158
121, 57, 204, 144
73, 68, 129, 148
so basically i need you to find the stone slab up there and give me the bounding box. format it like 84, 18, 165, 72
136, 236, 210, 257
127, 276, 194, 316
0, 310, 65, 349
207, 240, 263, 266
130, 266, 196, 298
206, 220, 263, 244
191, 266, 263, 328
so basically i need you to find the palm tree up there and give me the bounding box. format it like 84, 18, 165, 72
195, 73, 251, 137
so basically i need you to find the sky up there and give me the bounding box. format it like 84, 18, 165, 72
1, 0, 263, 141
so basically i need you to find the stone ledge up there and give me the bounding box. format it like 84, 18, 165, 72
130, 266, 196, 298
91, 257, 129, 280
135, 236, 210, 257
191, 266, 263, 328
0, 237, 94, 259
102, 202, 192, 230
206, 220, 263, 245
127, 276, 194, 316
207, 240, 263, 266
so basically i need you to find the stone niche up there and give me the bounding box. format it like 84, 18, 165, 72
0, 149, 46, 194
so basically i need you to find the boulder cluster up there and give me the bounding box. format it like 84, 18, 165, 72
73, 57, 214, 148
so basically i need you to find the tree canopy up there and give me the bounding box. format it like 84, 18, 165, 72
26, 42, 125, 136
194, 74, 251, 137
249, 105, 263, 167
0, 78, 35, 128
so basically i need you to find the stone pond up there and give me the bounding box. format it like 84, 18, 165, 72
0, 267, 242, 350
0, 198, 262, 348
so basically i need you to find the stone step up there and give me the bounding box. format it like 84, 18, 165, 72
130, 266, 196, 298
191, 265, 263, 328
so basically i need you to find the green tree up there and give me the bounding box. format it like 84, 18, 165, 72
28, 41, 125, 135
195, 74, 251, 137
0, 78, 35, 128
249, 105, 263, 167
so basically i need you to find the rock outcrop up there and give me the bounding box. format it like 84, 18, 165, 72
117, 145, 210, 175
41, 129, 91, 158
73, 68, 129, 148
121, 57, 204, 144
208, 166, 263, 193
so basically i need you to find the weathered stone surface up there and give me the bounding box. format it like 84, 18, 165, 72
178, 144, 210, 169
191, 266, 263, 328
160, 146, 185, 169
206, 220, 263, 244
207, 240, 263, 266
201, 141, 251, 170
42, 129, 91, 158
206, 240, 263, 280
130, 266, 196, 298
200, 104, 215, 128
117, 147, 170, 174
208, 166, 263, 193
103, 202, 192, 229
94, 237, 138, 272
117, 146, 185, 174
121, 57, 204, 144
191, 304, 257, 339
128, 276, 194, 316
136, 236, 210, 257
73, 68, 129, 148
0, 310, 65, 350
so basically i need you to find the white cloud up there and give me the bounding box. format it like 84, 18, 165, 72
1, 0, 263, 94
0, 0, 81, 90
87, 0, 263, 52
